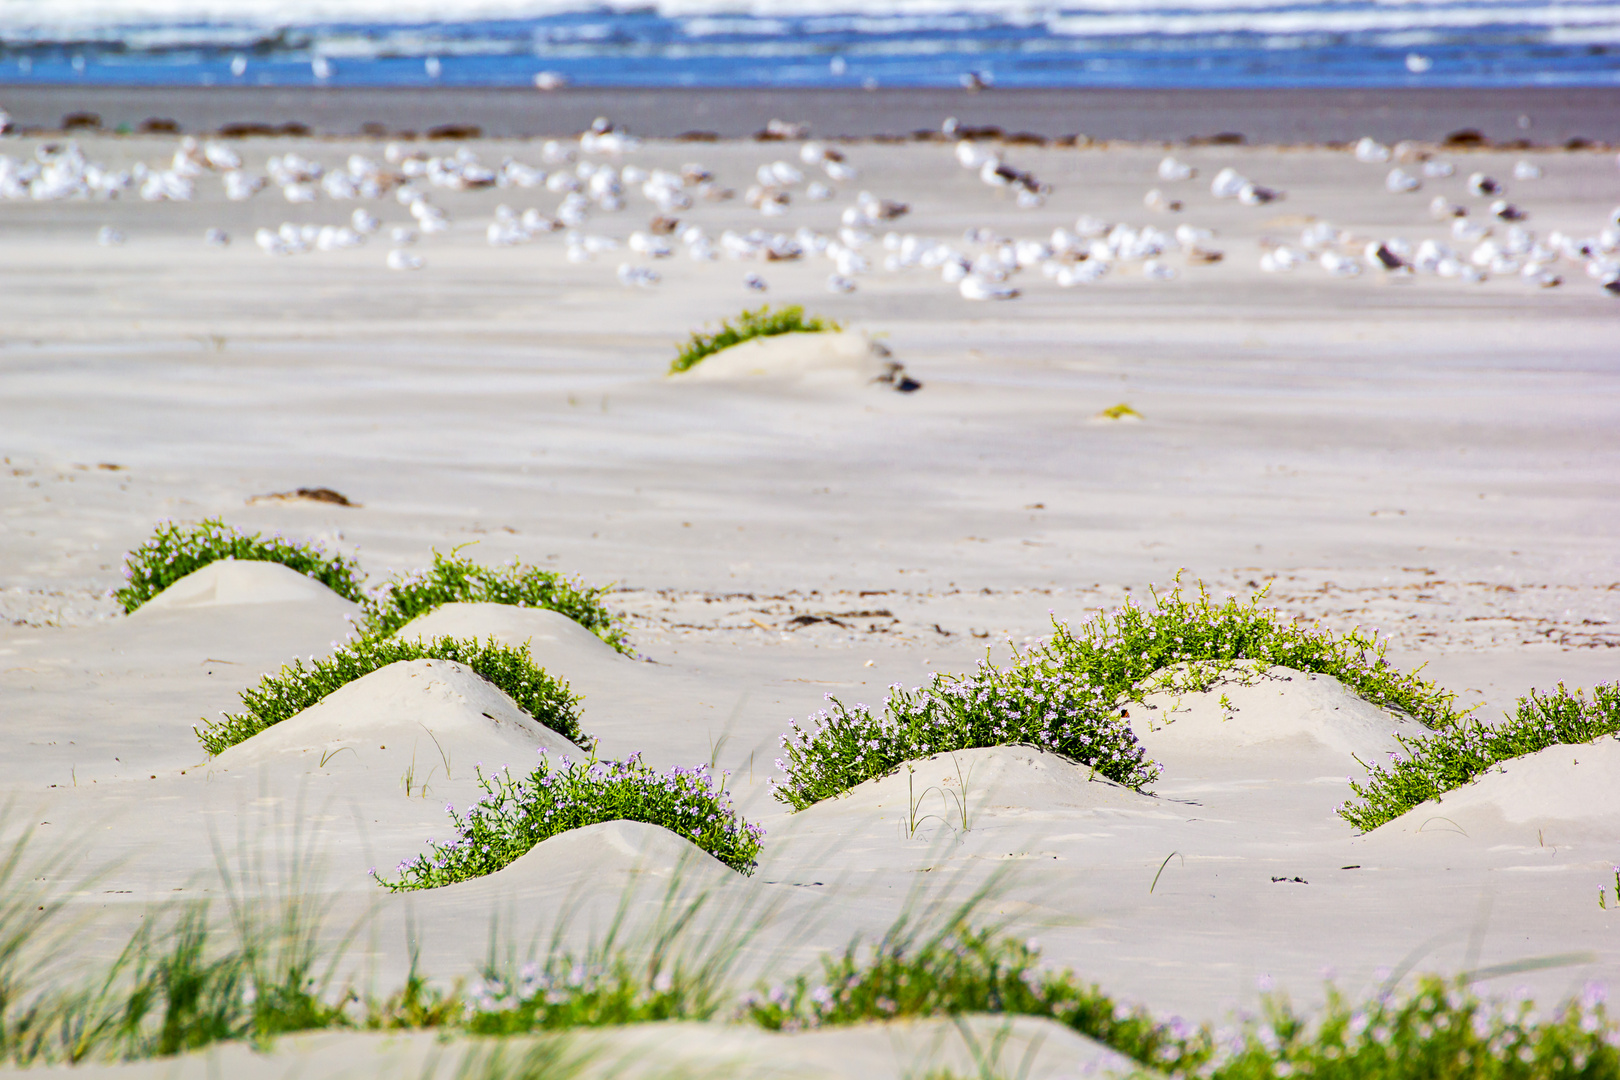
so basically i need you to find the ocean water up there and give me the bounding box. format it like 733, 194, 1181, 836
0, 1, 1616, 88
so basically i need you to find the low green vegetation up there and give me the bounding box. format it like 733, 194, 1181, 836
378, 753, 765, 888
773, 653, 1159, 811
360, 550, 629, 654
114, 519, 366, 613
669, 304, 839, 374
116, 524, 627, 656
3, 823, 1615, 1077
1212, 976, 1617, 1080
1041, 576, 1466, 730
1341, 682, 1620, 831
0, 829, 352, 1067
745, 918, 1618, 1079
745, 917, 1211, 1072
196, 636, 583, 756
774, 577, 1465, 811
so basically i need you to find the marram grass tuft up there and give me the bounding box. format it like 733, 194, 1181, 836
669, 304, 839, 375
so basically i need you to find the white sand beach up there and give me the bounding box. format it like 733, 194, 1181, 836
1, 128, 1618, 1075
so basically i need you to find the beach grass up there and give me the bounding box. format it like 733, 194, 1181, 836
744, 916, 1211, 1073
1339, 681, 1620, 832
669, 305, 839, 375
195, 635, 584, 756
2, 815, 1614, 1076
360, 549, 630, 655
378, 753, 765, 888
744, 923, 1619, 1078
0, 833, 352, 1065
774, 576, 1465, 811
114, 518, 366, 613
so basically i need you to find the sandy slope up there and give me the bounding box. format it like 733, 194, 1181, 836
21, 1014, 1140, 1080
1, 132, 1618, 1071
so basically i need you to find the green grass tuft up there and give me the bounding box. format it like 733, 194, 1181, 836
1340, 682, 1620, 832
3, 813, 1616, 1078
377, 753, 765, 888
774, 576, 1466, 811
361, 549, 629, 655
114, 519, 365, 613
1, 896, 350, 1066
195, 636, 583, 756
669, 305, 840, 375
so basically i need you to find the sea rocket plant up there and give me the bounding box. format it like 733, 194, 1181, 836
774, 576, 1474, 812
1341, 681, 1620, 831
195, 635, 583, 755
359, 549, 628, 653
378, 750, 765, 888
772, 652, 1158, 811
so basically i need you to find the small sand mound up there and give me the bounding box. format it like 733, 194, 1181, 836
138, 559, 359, 613
1379, 736, 1620, 838
419, 819, 735, 900
799, 745, 1162, 824
397, 602, 624, 674
209, 658, 581, 776
1130, 665, 1423, 761
675, 331, 916, 389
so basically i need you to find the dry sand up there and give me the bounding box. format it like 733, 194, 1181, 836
1, 129, 1618, 1074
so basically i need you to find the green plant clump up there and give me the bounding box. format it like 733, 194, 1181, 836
774, 577, 1465, 811
773, 655, 1159, 811
4, 820, 1618, 1079
462, 957, 717, 1034
115, 519, 365, 613
362, 550, 628, 654
669, 304, 839, 374
1341, 682, 1620, 832
1212, 976, 1617, 1080
744, 919, 1213, 1073
1042, 576, 1466, 730
196, 636, 582, 756
378, 753, 765, 889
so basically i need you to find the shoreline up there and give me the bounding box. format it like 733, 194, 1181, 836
3, 84, 1620, 145
2, 120, 1619, 1043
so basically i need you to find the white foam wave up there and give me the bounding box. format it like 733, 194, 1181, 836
1046, 4, 1620, 35
6, 0, 1618, 29
2, 0, 1615, 45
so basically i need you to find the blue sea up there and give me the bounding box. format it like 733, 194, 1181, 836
1, 1, 1617, 88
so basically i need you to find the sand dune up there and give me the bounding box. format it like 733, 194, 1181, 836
400, 602, 625, 674
137, 559, 361, 615
674, 331, 904, 388
1372, 735, 1620, 848
23, 1013, 1135, 1080
1131, 665, 1423, 762
786, 744, 1165, 826
413, 819, 738, 905
208, 656, 582, 774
